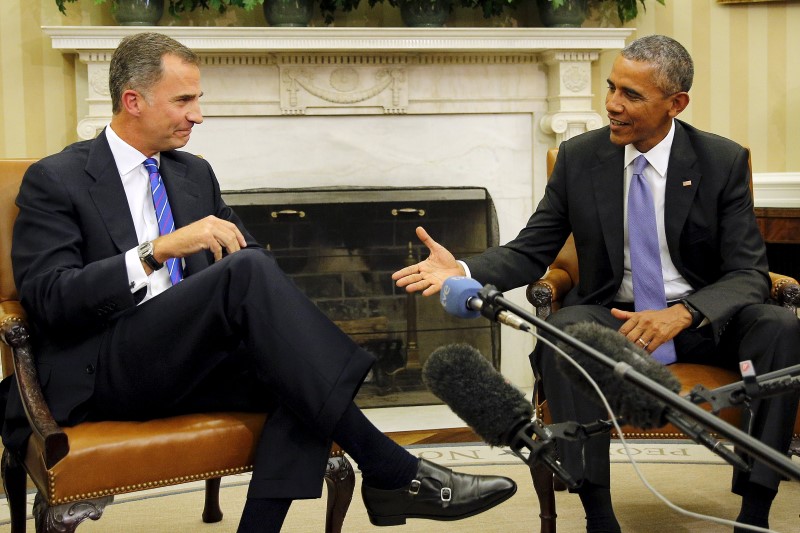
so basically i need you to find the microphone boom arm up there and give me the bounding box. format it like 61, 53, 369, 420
476, 285, 800, 483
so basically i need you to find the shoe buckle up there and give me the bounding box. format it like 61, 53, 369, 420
408, 479, 421, 496
440, 487, 452, 502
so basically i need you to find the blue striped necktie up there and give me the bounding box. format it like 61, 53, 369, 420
628, 155, 676, 365
143, 158, 183, 285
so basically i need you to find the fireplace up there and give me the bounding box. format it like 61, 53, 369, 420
224, 187, 500, 407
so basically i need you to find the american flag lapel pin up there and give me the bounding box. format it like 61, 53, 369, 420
682, 180, 692, 187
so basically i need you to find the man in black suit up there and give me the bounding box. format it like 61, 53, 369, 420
2, 32, 516, 532
393, 35, 800, 532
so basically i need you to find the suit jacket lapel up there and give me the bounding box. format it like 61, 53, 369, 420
158, 153, 208, 275
590, 144, 626, 284
158, 153, 200, 228
664, 121, 701, 261
86, 131, 139, 254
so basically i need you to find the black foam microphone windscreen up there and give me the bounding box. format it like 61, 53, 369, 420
556, 322, 681, 429
422, 343, 532, 446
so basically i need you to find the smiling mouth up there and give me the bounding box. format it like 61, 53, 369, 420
609, 118, 629, 126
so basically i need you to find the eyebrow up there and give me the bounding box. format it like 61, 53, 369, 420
607, 79, 644, 99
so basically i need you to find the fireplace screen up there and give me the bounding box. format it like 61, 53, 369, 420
223, 187, 500, 408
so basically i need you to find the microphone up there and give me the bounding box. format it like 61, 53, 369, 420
439, 276, 530, 331
422, 343, 577, 488
556, 322, 681, 429
556, 322, 750, 471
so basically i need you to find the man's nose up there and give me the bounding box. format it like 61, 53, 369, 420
606, 92, 623, 113
188, 102, 204, 124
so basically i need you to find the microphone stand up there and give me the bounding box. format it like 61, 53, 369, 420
477, 284, 800, 483
687, 363, 800, 412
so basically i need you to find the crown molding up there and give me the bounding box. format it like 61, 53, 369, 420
42, 26, 633, 54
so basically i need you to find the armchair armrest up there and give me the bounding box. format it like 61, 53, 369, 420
526, 268, 575, 320
770, 272, 800, 313
0, 300, 69, 468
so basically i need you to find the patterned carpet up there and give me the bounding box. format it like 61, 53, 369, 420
2, 437, 799, 532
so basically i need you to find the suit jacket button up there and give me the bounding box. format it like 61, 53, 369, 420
85, 364, 95, 374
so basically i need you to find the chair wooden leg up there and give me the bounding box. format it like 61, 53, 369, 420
530, 461, 557, 533
202, 477, 223, 523
2, 449, 28, 533
33, 492, 112, 533
323, 454, 355, 533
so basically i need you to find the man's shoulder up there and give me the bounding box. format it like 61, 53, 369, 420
161, 149, 211, 170
37, 138, 95, 168
675, 119, 747, 162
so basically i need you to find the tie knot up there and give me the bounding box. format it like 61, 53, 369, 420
143, 158, 158, 173
632, 154, 648, 176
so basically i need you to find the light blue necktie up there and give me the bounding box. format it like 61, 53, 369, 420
628, 155, 677, 365
143, 158, 183, 285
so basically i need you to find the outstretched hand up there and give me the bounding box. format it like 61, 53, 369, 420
392, 226, 465, 296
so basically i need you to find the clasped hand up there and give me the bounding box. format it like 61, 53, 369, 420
153, 215, 247, 264
611, 305, 693, 353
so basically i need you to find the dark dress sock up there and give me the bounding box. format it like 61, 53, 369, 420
577, 482, 621, 533
733, 483, 777, 532
237, 498, 292, 533
331, 402, 419, 490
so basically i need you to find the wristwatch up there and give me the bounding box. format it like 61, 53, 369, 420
137, 241, 163, 271
679, 299, 703, 329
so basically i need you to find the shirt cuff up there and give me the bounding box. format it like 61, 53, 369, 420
125, 247, 149, 294
457, 260, 471, 278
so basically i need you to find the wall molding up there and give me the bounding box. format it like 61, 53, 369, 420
753, 172, 800, 208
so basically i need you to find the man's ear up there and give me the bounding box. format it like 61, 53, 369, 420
669, 92, 690, 118
120, 89, 144, 116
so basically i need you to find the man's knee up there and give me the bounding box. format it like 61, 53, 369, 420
224, 248, 277, 275
738, 304, 800, 337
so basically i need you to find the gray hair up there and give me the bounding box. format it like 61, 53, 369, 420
621, 35, 694, 95
109, 32, 200, 114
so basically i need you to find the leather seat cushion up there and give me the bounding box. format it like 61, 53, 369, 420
25, 411, 268, 505
538, 363, 748, 439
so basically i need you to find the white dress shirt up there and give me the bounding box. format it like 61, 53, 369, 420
105, 125, 173, 303
615, 120, 693, 303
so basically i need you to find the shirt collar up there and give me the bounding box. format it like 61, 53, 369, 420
105, 124, 161, 176
623, 119, 676, 177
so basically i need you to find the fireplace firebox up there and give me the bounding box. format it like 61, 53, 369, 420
223, 187, 500, 408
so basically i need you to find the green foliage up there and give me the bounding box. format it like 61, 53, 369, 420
54, 0, 265, 17
459, 0, 517, 19
54, 0, 663, 24
548, 0, 665, 24
318, 0, 362, 24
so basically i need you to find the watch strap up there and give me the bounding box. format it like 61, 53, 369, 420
680, 299, 703, 329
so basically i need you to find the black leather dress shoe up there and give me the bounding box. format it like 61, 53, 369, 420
361, 458, 517, 526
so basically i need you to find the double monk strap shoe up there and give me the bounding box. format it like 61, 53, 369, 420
361, 458, 517, 526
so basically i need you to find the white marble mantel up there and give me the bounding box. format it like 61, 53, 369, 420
45, 26, 631, 140
45, 26, 634, 386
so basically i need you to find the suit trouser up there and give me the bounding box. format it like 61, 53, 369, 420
89, 249, 375, 499
531, 303, 800, 494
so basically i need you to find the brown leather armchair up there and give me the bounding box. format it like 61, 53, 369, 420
526, 149, 800, 533
0, 159, 355, 533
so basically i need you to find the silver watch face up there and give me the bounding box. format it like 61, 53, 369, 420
137, 241, 153, 259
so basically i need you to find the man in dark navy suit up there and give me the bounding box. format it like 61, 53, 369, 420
2, 32, 516, 532
394, 35, 800, 533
